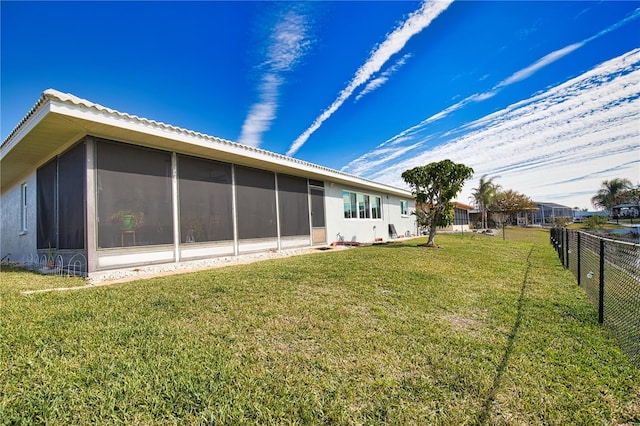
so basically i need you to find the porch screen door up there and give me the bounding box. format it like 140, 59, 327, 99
310, 187, 326, 244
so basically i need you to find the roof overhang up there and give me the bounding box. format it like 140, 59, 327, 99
453, 201, 474, 211
1, 89, 412, 198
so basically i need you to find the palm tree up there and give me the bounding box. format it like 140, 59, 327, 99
472, 174, 501, 229
591, 178, 632, 211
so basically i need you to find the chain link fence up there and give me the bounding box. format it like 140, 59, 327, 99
551, 228, 639, 367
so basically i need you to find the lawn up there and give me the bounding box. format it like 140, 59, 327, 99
1, 228, 638, 425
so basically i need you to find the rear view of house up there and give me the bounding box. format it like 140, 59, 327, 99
1, 90, 416, 278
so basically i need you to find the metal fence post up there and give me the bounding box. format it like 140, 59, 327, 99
565, 228, 569, 269
563, 228, 567, 268
598, 239, 605, 324
577, 232, 581, 286
560, 229, 564, 266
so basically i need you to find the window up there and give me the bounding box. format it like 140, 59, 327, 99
20, 183, 28, 233
358, 194, 370, 219
343, 191, 357, 219
344, 190, 382, 220
371, 196, 382, 219
400, 200, 409, 216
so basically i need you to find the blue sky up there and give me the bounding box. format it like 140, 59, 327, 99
2, 1, 639, 209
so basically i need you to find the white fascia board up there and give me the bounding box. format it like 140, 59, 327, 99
48, 99, 412, 198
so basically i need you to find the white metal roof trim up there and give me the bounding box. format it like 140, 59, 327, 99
1, 95, 47, 150
3, 89, 411, 195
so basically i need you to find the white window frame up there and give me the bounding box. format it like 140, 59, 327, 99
343, 191, 357, 219
358, 193, 370, 219
20, 182, 28, 234
344, 190, 382, 220
400, 200, 409, 217
372, 196, 382, 219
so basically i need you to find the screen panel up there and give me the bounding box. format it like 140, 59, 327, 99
37, 159, 57, 249
278, 174, 310, 237
178, 155, 234, 243
96, 140, 173, 248
58, 143, 86, 249
235, 166, 277, 239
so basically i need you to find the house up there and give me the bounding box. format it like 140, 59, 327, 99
531, 202, 573, 225
1, 89, 416, 278
440, 201, 474, 232
412, 201, 473, 234
612, 203, 640, 220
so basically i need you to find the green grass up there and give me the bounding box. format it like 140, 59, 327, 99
1, 229, 638, 425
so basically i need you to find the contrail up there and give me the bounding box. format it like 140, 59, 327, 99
286, 0, 454, 156
374, 7, 640, 149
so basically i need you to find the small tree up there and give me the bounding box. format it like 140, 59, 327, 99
584, 214, 608, 229
489, 189, 538, 222
490, 189, 538, 239
401, 160, 474, 247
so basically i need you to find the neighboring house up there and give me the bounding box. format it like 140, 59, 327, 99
1, 89, 416, 277
440, 201, 474, 232
413, 201, 473, 233
531, 202, 573, 225
612, 203, 640, 219
468, 208, 482, 229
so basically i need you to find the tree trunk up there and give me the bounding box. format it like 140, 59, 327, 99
427, 223, 437, 246
481, 202, 487, 229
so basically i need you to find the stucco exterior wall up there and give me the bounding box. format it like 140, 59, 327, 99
385, 193, 417, 238
324, 183, 416, 245
1, 171, 37, 263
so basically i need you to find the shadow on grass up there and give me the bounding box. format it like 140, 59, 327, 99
476, 246, 534, 425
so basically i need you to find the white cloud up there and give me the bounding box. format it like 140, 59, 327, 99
238, 74, 281, 147
342, 141, 425, 177
496, 42, 584, 88
356, 48, 640, 209
355, 53, 412, 101
365, 8, 640, 144
286, 0, 453, 156
239, 8, 312, 147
